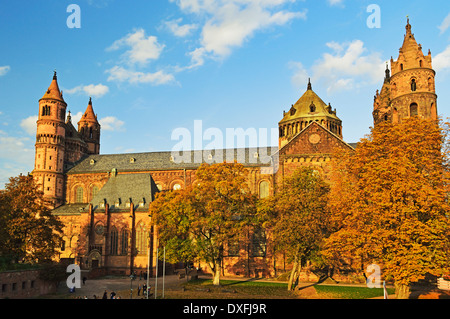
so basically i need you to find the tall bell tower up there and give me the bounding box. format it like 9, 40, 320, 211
373, 18, 438, 125
33, 72, 67, 208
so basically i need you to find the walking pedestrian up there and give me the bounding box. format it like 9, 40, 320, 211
102, 290, 107, 299
138, 284, 141, 296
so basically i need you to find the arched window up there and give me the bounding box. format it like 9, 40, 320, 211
91, 185, 99, 200
121, 229, 129, 255
251, 228, 266, 257
259, 181, 269, 199
411, 79, 417, 92
419, 60, 423, 67
400, 63, 404, 71
42, 105, 51, 116
76, 187, 84, 203
309, 102, 316, 113
110, 227, 118, 255
173, 183, 181, 191
410, 103, 418, 117
135, 222, 148, 255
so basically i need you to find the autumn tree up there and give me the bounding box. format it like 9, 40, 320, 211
0, 174, 63, 264
258, 167, 331, 291
324, 117, 450, 299
150, 162, 257, 286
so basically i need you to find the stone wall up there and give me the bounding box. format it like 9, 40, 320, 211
0, 269, 57, 299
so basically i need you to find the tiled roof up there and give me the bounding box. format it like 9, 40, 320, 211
90, 173, 157, 213
66, 147, 279, 174
52, 173, 158, 215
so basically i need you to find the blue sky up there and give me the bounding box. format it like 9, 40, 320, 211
0, 0, 449, 187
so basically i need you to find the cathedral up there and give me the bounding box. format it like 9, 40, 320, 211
32, 20, 438, 277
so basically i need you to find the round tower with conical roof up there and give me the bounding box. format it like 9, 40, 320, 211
78, 97, 101, 155
33, 72, 67, 208
373, 18, 438, 125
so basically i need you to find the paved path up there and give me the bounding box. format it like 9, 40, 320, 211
53, 274, 184, 299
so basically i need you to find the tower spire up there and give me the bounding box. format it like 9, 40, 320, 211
405, 16, 412, 36
307, 78, 312, 91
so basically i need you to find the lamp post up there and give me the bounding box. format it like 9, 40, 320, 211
130, 274, 135, 299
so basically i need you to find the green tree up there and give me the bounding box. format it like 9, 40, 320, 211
0, 174, 63, 264
150, 162, 257, 286
257, 167, 331, 290
324, 117, 450, 299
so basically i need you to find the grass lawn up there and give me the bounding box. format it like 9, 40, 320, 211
167, 278, 296, 299
313, 284, 395, 299
161, 278, 394, 299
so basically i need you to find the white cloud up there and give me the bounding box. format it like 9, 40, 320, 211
65, 83, 109, 98
99, 116, 125, 131
291, 40, 385, 94
434, 45, 450, 72
328, 0, 344, 6
171, 0, 307, 68
438, 13, 450, 34
20, 115, 38, 135
106, 66, 175, 85
0, 65, 10, 76
107, 28, 165, 66
0, 133, 34, 188
70, 111, 83, 126
164, 18, 198, 37
289, 61, 309, 88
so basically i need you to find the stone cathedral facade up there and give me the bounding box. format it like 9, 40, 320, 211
32, 20, 438, 277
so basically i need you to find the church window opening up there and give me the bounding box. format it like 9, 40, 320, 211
259, 181, 269, 199
76, 187, 84, 203
42, 105, 51, 116
136, 222, 148, 255
410, 103, 418, 117
91, 185, 99, 200
173, 183, 181, 191
400, 63, 404, 71
411, 79, 417, 92
251, 228, 266, 257
110, 227, 118, 255
227, 239, 240, 257
121, 229, 129, 255
419, 60, 423, 67
309, 103, 316, 113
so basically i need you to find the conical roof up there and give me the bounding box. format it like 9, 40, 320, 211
41, 71, 66, 103
78, 97, 99, 125
396, 18, 428, 69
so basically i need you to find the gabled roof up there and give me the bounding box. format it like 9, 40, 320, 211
90, 173, 157, 212
279, 121, 355, 156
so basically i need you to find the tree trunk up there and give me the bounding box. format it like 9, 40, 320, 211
395, 282, 411, 299
288, 255, 300, 291
212, 261, 221, 286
